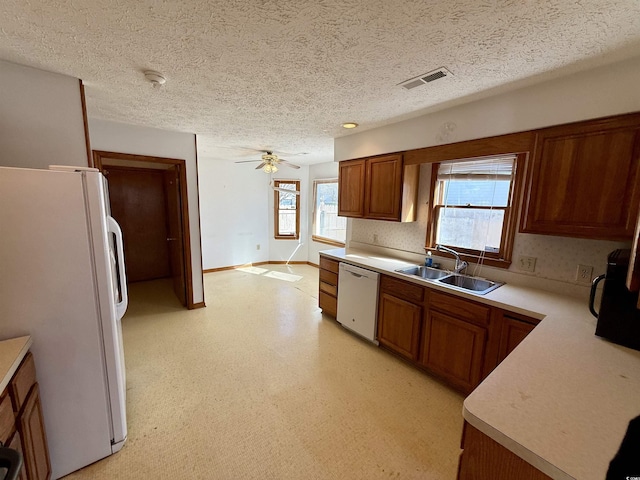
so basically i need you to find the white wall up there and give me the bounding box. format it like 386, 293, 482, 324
199, 160, 270, 269
335, 55, 640, 161
0, 60, 87, 168
307, 161, 340, 265
335, 55, 640, 296
88, 118, 204, 305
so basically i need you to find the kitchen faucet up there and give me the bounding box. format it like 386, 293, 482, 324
435, 244, 468, 274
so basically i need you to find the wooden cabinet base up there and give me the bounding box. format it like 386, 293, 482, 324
458, 422, 552, 480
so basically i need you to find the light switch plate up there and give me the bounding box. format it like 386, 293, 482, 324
517, 256, 537, 273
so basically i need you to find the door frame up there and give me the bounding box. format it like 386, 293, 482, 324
92, 150, 196, 309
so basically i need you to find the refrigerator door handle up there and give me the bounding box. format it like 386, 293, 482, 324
107, 216, 129, 319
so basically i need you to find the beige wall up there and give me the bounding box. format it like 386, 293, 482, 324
0, 60, 87, 168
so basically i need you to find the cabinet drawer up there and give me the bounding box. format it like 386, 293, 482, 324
319, 281, 337, 297
319, 256, 339, 274
10, 352, 36, 413
319, 291, 338, 317
429, 291, 490, 326
380, 275, 424, 304
319, 269, 338, 286
0, 393, 15, 445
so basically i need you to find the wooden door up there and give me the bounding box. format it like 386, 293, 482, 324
364, 154, 403, 220
107, 167, 171, 282
521, 115, 640, 239
338, 159, 366, 217
377, 293, 422, 361
421, 310, 487, 393
164, 167, 186, 305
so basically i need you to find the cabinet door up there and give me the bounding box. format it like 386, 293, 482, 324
497, 316, 536, 365
364, 154, 403, 220
421, 310, 487, 393
17, 384, 51, 480
521, 115, 640, 239
377, 293, 422, 361
338, 159, 366, 217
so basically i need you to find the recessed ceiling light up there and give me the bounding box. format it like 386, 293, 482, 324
341, 122, 359, 129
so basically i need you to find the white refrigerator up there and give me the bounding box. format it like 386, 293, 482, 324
0, 166, 129, 479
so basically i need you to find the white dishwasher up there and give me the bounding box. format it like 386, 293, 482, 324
337, 263, 380, 344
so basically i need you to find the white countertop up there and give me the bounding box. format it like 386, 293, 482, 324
321, 248, 640, 480
0, 336, 32, 393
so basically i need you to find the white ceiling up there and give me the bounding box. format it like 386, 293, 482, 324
1, 0, 640, 165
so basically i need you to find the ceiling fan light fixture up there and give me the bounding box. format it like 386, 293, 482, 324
263, 164, 278, 173
341, 122, 359, 129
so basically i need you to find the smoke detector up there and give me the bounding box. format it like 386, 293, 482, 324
398, 67, 453, 90
144, 70, 166, 87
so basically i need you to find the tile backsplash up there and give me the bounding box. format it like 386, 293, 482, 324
350, 165, 630, 297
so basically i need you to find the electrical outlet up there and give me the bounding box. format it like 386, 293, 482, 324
256, 244, 260, 251
517, 256, 537, 273
373, 234, 379, 244
576, 264, 593, 284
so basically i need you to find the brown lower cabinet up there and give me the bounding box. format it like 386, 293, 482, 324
458, 422, 552, 480
1, 352, 52, 480
318, 255, 340, 317
376, 273, 540, 394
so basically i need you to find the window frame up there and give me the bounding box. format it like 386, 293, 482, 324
425, 153, 527, 268
311, 179, 346, 247
274, 180, 301, 240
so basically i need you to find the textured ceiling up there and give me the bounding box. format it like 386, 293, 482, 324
1, 0, 640, 165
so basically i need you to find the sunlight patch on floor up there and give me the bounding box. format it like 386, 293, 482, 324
263, 271, 302, 282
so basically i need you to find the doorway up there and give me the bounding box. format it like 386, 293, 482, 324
93, 151, 193, 308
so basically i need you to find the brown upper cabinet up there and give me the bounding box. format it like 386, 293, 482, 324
338, 154, 419, 222
520, 113, 640, 239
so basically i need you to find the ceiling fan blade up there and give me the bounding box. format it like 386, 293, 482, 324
235, 159, 263, 164
254, 162, 267, 170
273, 186, 300, 196
278, 159, 301, 169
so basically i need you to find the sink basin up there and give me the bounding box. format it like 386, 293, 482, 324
437, 274, 503, 295
395, 265, 449, 280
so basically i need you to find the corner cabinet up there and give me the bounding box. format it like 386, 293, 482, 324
375, 273, 540, 395
338, 154, 419, 222
521, 113, 640, 239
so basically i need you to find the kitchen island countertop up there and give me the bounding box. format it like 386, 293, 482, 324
320, 247, 640, 480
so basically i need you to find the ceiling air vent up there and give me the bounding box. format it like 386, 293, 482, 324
399, 67, 453, 90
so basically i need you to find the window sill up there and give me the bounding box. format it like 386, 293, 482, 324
275, 235, 299, 240
311, 235, 345, 248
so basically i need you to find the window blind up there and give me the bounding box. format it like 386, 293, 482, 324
437, 156, 516, 180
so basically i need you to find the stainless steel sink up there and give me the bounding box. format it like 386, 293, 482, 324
437, 274, 503, 295
395, 265, 449, 280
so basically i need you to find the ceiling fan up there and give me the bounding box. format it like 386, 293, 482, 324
235, 151, 301, 174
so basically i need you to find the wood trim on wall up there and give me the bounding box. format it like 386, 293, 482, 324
403, 131, 536, 165
193, 135, 206, 307
93, 150, 198, 309
79, 80, 92, 167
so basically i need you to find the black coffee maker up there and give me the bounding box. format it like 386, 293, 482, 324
589, 249, 640, 352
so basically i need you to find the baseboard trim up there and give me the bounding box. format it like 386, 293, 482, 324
204, 261, 318, 273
